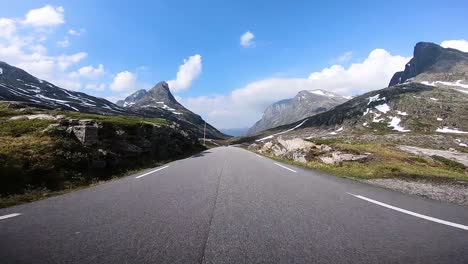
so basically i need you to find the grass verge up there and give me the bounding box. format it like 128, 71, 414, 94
251, 139, 467, 182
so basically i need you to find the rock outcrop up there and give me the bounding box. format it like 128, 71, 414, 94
251, 137, 370, 164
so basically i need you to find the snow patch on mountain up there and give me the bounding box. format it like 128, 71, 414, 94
329, 126, 344, 135
436, 127, 468, 134
256, 119, 309, 141
422, 80, 468, 89
375, 103, 390, 113
367, 94, 386, 105
388, 116, 410, 132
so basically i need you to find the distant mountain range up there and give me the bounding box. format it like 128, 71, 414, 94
240, 42, 468, 144
0, 61, 227, 139
248, 90, 351, 135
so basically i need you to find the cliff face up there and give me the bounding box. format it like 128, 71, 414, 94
389, 42, 468, 87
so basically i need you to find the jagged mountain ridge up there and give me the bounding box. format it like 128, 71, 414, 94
389, 42, 468, 94
117, 82, 227, 139
0, 61, 126, 115
247, 89, 350, 135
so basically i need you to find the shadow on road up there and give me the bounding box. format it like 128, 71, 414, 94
191, 151, 212, 158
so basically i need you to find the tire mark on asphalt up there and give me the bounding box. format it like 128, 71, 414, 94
198, 156, 227, 264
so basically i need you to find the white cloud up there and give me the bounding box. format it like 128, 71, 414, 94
240, 31, 255, 48
85, 83, 106, 91
57, 37, 70, 48
0, 6, 101, 92
441, 39, 468, 52
70, 64, 105, 79
110, 71, 137, 91
167, 54, 202, 92
181, 48, 410, 128
23, 5, 65, 27
0, 18, 16, 39
68, 28, 85, 36
335, 51, 353, 63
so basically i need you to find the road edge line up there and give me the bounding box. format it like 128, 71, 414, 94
0, 213, 21, 220
348, 193, 468, 231
135, 166, 169, 179
274, 163, 297, 173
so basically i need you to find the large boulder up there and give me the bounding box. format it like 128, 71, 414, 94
319, 152, 369, 165
72, 123, 98, 146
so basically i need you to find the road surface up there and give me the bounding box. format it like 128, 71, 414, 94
1, 147, 467, 264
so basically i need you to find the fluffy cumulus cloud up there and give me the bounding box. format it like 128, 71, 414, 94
240, 31, 255, 48
0, 5, 93, 91
440, 39, 468, 52
70, 64, 105, 79
110, 71, 137, 91
23, 5, 65, 27
167, 54, 202, 92
0, 5, 142, 96
0, 18, 16, 39
181, 48, 410, 129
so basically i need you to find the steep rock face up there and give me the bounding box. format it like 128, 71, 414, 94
116, 89, 147, 107
389, 42, 468, 93
119, 82, 227, 139
248, 90, 350, 135
0, 61, 126, 115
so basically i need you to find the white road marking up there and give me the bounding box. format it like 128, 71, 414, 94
348, 193, 468, 231
135, 166, 169, 179
274, 163, 297, 173
0, 213, 21, 220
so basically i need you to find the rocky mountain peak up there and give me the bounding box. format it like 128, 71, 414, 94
389, 42, 468, 87
116, 81, 227, 139
147, 81, 179, 106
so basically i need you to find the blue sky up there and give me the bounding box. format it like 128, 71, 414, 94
1, 0, 468, 128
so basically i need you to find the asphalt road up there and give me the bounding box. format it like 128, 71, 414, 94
1, 146, 467, 264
